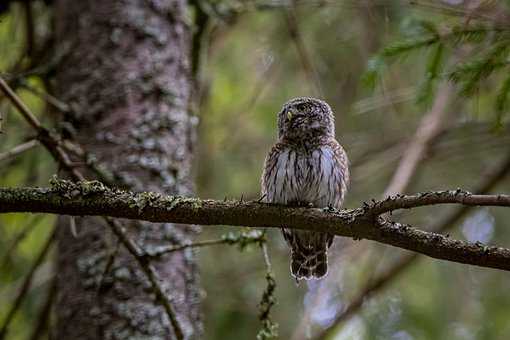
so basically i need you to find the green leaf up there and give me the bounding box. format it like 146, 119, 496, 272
449, 25, 493, 44
449, 41, 510, 95
417, 43, 444, 106
495, 75, 510, 127
381, 36, 438, 58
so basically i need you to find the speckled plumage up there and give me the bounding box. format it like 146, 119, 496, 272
261, 97, 349, 280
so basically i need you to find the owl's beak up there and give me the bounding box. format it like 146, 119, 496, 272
286, 109, 294, 121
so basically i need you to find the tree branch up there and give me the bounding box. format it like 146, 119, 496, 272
0, 139, 38, 163
383, 83, 453, 196
1, 181, 510, 271
146, 230, 265, 257
284, 2, 324, 97
368, 190, 510, 216
0, 77, 84, 180
104, 218, 184, 340
28, 278, 57, 340
0, 215, 41, 271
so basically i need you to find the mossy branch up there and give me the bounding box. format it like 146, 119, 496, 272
2, 179, 510, 272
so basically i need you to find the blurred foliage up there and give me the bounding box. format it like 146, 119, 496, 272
1, 1, 510, 340
365, 11, 510, 127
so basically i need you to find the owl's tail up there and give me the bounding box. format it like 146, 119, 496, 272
283, 229, 334, 280
290, 246, 328, 280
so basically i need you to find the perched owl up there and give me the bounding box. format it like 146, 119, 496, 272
261, 97, 349, 280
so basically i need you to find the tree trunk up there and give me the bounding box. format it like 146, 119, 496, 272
54, 1, 201, 338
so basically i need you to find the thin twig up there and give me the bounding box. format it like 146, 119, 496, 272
147, 231, 266, 257
1, 78, 120, 187
19, 82, 71, 113
0, 227, 57, 340
148, 239, 236, 256
105, 218, 184, 340
0, 76, 84, 180
0, 77, 41, 130
261, 242, 272, 272
0, 139, 38, 163
0, 99, 4, 133
23, 0, 35, 58
28, 278, 57, 340
96, 239, 121, 296
369, 191, 510, 216
383, 83, 454, 196
284, 2, 324, 98
0, 215, 42, 271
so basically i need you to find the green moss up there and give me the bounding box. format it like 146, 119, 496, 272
79, 180, 108, 195
49, 176, 108, 197
134, 191, 163, 213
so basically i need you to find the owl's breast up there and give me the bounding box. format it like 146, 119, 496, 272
299, 147, 340, 207
264, 145, 343, 207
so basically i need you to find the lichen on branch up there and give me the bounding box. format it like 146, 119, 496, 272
2, 178, 510, 272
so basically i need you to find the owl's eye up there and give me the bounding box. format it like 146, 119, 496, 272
296, 103, 306, 111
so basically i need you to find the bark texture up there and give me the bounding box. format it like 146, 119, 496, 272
54, 1, 200, 339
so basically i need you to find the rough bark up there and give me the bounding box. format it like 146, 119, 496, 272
53, 1, 200, 339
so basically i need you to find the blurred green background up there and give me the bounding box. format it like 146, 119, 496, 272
1, 1, 510, 339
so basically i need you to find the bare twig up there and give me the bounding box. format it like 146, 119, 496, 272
105, 218, 184, 340
23, 0, 35, 58
28, 278, 57, 340
0, 78, 41, 130
0, 76, 84, 180
0, 215, 42, 271
369, 190, 510, 215
1, 76, 116, 186
19, 82, 71, 113
147, 230, 265, 257
149, 238, 228, 257
384, 83, 454, 196
284, 2, 323, 97
0, 103, 3, 133
96, 239, 120, 295
0, 139, 38, 163
0, 227, 57, 340
353, 87, 417, 115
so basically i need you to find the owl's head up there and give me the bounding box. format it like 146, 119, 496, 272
277, 97, 335, 140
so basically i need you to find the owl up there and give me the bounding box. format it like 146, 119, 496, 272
261, 97, 349, 280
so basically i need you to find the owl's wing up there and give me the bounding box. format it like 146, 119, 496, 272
260, 142, 286, 202
326, 139, 350, 209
